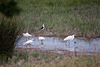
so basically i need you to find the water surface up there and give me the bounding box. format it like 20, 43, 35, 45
16, 37, 100, 54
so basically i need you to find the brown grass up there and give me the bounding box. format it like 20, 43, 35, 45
0, 49, 100, 67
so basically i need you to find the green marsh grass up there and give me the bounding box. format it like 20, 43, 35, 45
16, 0, 100, 37
1, 0, 100, 66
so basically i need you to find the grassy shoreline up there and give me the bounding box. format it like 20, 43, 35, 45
0, 49, 100, 67
15, 0, 100, 37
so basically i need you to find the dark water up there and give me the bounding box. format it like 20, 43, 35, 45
16, 37, 100, 54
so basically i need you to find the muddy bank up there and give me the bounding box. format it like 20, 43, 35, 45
15, 48, 100, 56
34, 34, 100, 38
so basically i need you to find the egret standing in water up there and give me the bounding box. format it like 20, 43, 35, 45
39, 37, 45, 44
23, 32, 32, 40
64, 35, 75, 47
40, 24, 45, 30
23, 39, 34, 48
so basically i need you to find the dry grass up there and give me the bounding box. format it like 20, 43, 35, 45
0, 49, 100, 67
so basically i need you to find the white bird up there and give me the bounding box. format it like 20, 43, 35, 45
39, 37, 45, 44
64, 35, 75, 46
64, 35, 75, 41
23, 32, 32, 41
23, 39, 34, 48
40, 24, 45, 30
23, 32, 32, 37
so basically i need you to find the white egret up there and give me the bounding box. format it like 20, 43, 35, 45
23, 39, 34, 48
39, 37, 45, 44
23, 32, 32, 41
64, 35, 75, 46
40, 24, 45, 30
23, 32, 32, 37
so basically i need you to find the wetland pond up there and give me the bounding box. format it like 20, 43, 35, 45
16, 37, 100, 55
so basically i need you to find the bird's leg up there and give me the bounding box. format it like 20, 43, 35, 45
28, 44, 31, 49
41, 40, 43, 44
73, 41, 77, 57
41, 43, 44, 48
25, 37, 27, 41
68, 41, 70, 47
40, 40, 44, 48
65, 41, 68, 47
29, 44, 31, 49
25, 37, 28, 41
74, 47, 78, 57
27, 37, 29, 40
25, 45, 27, 50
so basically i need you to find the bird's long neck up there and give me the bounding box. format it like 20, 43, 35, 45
43, 24, 44, 27
73, 35, 75, 37
26, 30, 29, 33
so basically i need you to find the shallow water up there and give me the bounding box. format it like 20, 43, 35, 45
16, 37, 100, 54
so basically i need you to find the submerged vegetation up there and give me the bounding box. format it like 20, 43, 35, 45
16, 0, 100, 37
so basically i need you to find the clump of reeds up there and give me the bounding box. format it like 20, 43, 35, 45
0, 16, 23, 62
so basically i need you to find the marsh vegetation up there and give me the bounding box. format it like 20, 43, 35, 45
16, 0, 100, 37
0, 0, 100, 66
0, 49, 100, 67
